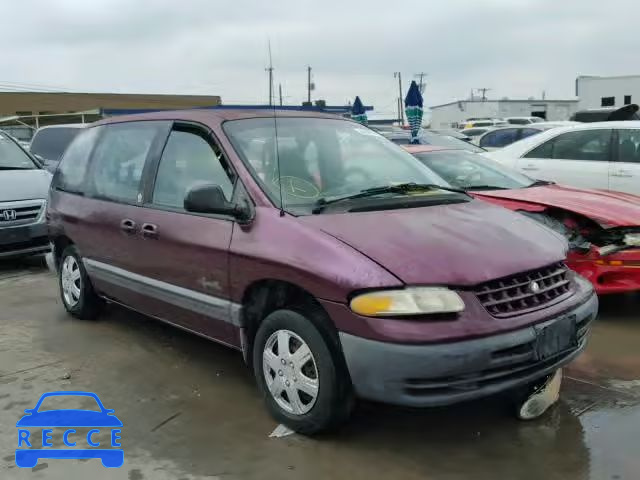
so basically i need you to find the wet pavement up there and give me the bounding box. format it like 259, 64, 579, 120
1, 257, 639, 479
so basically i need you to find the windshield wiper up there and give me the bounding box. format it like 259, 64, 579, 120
312, 183, 469, 214
0, 166, 31, 170
464, 185, 510, 190
528, 179, 555, 187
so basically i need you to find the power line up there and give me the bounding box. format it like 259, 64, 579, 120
475, 87, 492, 101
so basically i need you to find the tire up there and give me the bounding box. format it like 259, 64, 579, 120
58, 245, 103, 320
253, 308, 353, 435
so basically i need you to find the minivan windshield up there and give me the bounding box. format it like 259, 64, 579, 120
0, 132, 37, 169
224, 117, 459, 214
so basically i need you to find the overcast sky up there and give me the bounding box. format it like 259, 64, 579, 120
2, 0, 638, 116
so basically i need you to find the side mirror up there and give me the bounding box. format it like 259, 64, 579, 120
184, 184, 246, 220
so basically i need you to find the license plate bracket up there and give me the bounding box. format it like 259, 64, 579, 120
0, 227, 30, 246
535, 315, 577, 360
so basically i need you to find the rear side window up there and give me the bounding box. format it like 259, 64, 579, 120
616, 130, 640, 163
152, 129, 235, 209
30, 127, 81, 162
480, 129, 518, 148
552, 130, 611, 161
54, 127, 102, 194
519, 128, 542, 140
524, 130, 612, 161
90, 122, 165, 203
507, 118, 529, 125
524, 139, 553, 159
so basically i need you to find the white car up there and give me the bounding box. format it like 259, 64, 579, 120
505, 116, 546, 125
484, 121, 640, 195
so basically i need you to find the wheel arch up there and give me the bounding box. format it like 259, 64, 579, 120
238, 279, 344, 368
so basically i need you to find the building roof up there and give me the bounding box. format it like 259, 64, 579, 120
577, 74, 640, 81
430, 98, 578, 109
0, 91, 221, 116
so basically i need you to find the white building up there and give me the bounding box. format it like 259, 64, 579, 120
576, 75, 640, 110
429, 99, 579, 129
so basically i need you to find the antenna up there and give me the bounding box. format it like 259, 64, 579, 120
267, 41, 284, 216
266, 40, 274, 105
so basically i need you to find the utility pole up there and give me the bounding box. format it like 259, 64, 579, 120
307, 66, 312, 104
476, 87, 491, 101
394, 72, 404, 125
266, 40, 274, 106
414, 72, 427, 93
279, 83, 283, 106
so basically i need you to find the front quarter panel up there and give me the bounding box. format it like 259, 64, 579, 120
229, 208, 403, 304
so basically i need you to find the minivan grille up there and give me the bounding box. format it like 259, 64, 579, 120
474, 263, 572, 317
0, 200, 44, 227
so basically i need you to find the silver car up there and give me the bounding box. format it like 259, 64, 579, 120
0, 132, 52, 259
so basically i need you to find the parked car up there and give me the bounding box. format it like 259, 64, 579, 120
485, 121, 640, 195
404, 145, 640, 295
570, 104, 640, 122
456, 127, 493, 141
48, 110, 597, 433
29, 124, 85, 170
0, 131, 51, 259
386, 130, 486, 152
461, 118, 507, 129
505, 117, 546, 125
477, 125, 551, 150
427, 129, 472, 142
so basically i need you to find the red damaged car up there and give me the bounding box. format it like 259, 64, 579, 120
404, 145, 640, 295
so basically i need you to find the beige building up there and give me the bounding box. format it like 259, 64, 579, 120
0, 92, 221, 140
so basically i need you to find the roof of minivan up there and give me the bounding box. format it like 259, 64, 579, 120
35, 123, 86, 131
94, 108, 342, 126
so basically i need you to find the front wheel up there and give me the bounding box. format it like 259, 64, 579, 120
58, 245, 103, 320
253, 308, 353, 434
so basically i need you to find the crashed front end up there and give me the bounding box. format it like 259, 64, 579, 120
569, 228, 640, 295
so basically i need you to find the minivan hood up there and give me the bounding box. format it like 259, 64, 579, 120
0, 169, 52, 202
298, 200, 567, 286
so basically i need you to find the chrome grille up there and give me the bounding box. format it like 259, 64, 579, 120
474, 262, 572, 317
0, 200, 44, 227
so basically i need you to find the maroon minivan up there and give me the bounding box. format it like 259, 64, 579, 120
47, 110, 598, 433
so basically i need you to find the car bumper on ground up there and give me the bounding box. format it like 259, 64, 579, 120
0, 223, 49, 258
339, 289, 598, 407
569, 248, 640, 295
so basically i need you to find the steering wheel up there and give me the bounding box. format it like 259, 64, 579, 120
343, 167, 374, 186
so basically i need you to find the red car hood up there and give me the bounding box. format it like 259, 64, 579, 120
298, 200, 566, 286
472, 184, 640, 228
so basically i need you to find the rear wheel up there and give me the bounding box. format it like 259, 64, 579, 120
253, 308, 353, 434
59, 245, 103, 320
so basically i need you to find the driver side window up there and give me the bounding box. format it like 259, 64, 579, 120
152, 129, 235, 209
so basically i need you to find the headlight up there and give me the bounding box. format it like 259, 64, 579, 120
349, 287, 465, 317
624, 233, 640, 247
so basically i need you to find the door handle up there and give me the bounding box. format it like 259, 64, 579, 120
611, 170, 633, 177
521, 166, 539, 171
141, 223, 159, 239
120, 219, 137, 234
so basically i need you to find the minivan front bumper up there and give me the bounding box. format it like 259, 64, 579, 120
339, 289, 597, 407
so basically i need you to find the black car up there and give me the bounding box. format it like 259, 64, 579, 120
29, 124, 84, 170
570, 104, 640, 122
